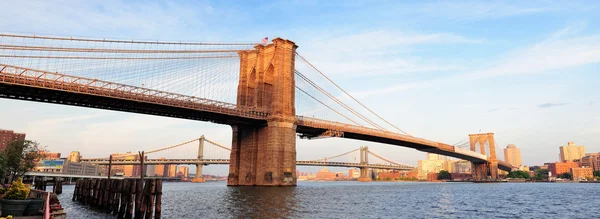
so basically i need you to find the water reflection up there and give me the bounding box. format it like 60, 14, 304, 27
224, 186, 298, 218
57, 181, 600, 219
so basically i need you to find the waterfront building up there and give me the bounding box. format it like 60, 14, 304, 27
503, 144, 522, 167
579, 153, 600, 172
571, 167, 593, 181
178, 166, 189, 178
111, 152, 141, 177
0, 129, 26, 150
348, 169, 359, 178
67, 151, 81, 163
145, 165, 156, 177
316, 167, 335, 180
559, 142, 585, 162
168, 165, 177, 177
63, 160, 100, 175
155, 160, 166, 176
417, 153, 446, 180
548, 161, 579, 177
35, 159, 99, 175
34, 159, 65, 172
40, 151, 61, 160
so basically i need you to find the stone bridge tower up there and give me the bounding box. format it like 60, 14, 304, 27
469, 133, 499, 180
228, 38, 298, 186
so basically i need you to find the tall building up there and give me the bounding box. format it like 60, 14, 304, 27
155, 158, 167, 176
178, 166, 189, 178
111, 152, 141, 177
168, 165, 177, 177
579, 153, 600, 171
559, 142, 585, 162
0, 129, 26, 150
503, 144, 522, 167
67, 151, 81, 163
417, 160, 446, 180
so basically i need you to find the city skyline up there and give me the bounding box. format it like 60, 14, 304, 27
0, 0, 599, 176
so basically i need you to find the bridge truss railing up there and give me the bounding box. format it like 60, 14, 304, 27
0, 64, 269, 120
296, 116, 454, 151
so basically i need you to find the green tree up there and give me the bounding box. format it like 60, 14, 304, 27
2, 140, 45, 183
437, 170, 452, 180
557, 172, 572, 180
507, 170, 530, 179
593, 170, 600, 177
532, 169, 549, 181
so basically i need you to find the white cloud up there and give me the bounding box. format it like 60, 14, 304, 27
350, 25, 600, 97
296, 30, 478, 78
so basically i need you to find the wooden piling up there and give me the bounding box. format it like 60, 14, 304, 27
154, 180, 162, 219
126, 179, 135, 219
70, 178, 162, 219
113, 179, 122, 215
144, 179, 156, 219
118, 179, 129, 218
103, 179, 111, 210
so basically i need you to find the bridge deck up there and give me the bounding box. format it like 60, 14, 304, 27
80, 159, 415, 170
0, 64, 513, 171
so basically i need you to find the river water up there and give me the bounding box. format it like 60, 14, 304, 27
57, 181, 599, 218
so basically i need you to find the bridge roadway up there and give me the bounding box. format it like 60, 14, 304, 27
80, 159, 414, 170
0, 64, 513, 172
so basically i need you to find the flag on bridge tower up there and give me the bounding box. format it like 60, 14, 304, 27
262, 37, 268, 44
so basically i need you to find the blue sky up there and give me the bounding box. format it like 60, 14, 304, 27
1, 0, 599, 175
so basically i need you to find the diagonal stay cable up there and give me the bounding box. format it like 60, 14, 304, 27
295, 70, 387, 130
296, 52, 412, 136
296, 85, 362, 126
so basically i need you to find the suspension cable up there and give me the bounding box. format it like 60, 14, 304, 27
368, 151, 414, 167
296, 86, 362, 126
296, 52, 412, 136
312, 148, 360, 161
204, 137, 232, 151
296, 70, 387, 130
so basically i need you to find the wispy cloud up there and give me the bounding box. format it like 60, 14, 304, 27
297, 30, 478, 78
538, 103, 568, 108
350, 24, 600, 98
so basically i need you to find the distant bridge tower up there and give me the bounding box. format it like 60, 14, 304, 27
228, 38, 298, 186
469, 133, 499, 180
192, 136, 206, 183
358, 146, 372, 182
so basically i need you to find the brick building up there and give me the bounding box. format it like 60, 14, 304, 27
378, 171, 400, 180
579, 153, 600, 172
571, 167, 593, 181
41, 151, 61, 160
0, 129, 26, 150
548, 161, 579, 177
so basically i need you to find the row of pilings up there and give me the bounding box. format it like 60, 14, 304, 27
72, 179, 163, 219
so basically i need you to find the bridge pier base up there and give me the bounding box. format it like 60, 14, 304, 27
227, 123, 297, 186
358, 167, 371, 182
472, 161, 499, 181
192, 164, 205, 183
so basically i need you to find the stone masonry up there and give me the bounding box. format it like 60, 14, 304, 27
228, 38, 298, 186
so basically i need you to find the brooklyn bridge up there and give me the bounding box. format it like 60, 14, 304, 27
0, 33, 514, 186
